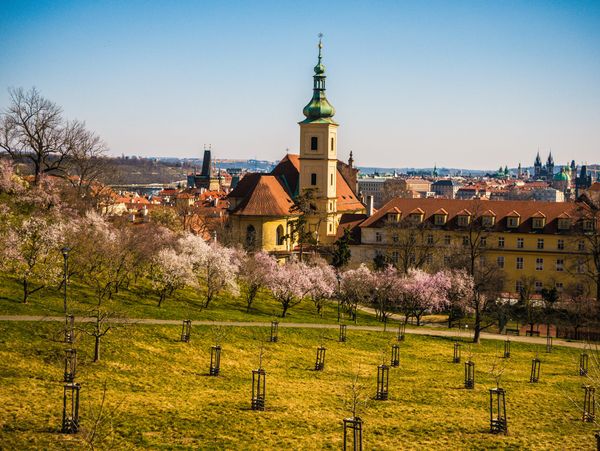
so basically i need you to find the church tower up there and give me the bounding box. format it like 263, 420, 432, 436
299, 36, 339, 242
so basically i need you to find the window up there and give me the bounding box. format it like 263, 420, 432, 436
479, 256, 486, 267
536, 258, 543, 271
330, 173, 334, 186
532, 218, 545, 229
578, 240, 585, 251
426, 254, 434, 265
577, 259, 586, 274
555, 282, 564, 292
515, 280, 524, 293
246, 225, 256, 247
516, 257, 524, 270
311, 173, 317, 186
426, 234, 434, 245
457, 215, 470, 227
507, 217, 520, 228
498, 237, 505, 248
328, 223, 333, 233
462, 236, 469, 247
443, 256, 452, 266
480, 237, 487, 247
583, 219, 594, 231
331, 137, 334, 151
276, 225, 285, 246
310, 136, 318, 151
535, 281, 543, 292
375, 232, 382, 243
392, 234, 399, 243
517, 238, 524, 249
497, 256, 505, 269
558, 218, 571, 230
482, 216, 495, 227
434, 215, 446, 225
537, 238, 544, 250
444, 235, 451, 245
391, 251, 399, 264
557, 239, 564, 250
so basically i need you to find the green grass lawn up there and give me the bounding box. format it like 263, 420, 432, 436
0, 320, 594, 450
0, 274, 379, 326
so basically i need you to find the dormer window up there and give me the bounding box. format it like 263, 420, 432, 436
583, 219, 595, 231
558, 218, 571, 230
482, 215, 495, 227
457, 215, 470, 227
532, 218, 545, 229
507, 211, 520, 229
434, 214, 447, 226
388, 213, 401, 223
409, 213, 423, 223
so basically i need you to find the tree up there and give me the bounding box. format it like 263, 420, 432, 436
266, 259, 311, 318
179, 234, 240, 308
331, 229, 352, 269
513, 275, 539, 335
0, 88, 70, 184
288, 189, 320, 260
151, 248, 195, 307
369, 265, 401, 323
238, 251, 278, 313
385, 217, 440, 274
572, 199, 600, 305
397, 269, 450, 326
340, 265, 372, 321
443, 269, 475, 328
306, 259, 336, 317
2, 215, 63, 303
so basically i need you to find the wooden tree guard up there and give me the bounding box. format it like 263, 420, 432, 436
181, 320, 191, 342
503, 339, 511, 358
61, 382, 80, 434
270, 321, 279, 343
64, 349, 77, 383
251, 368, 266, 411
339, 324, 347, 342
580, 353, 589, 377
315, 346, 326, 371
530, 358, 541, 383
453, 341, 461, 363
464, 361, 475, 389
390, 344, 400, 368
489, 388, 508, 434
210, 345, 221, 376
64, 314, 75, 344
545, 335, 553, 353
343, 417, 363, 451
583, 385, 596, 422
397, 322, 405, 342
375, 364, 389, 400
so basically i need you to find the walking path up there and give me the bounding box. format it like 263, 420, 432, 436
0, 315, 589, 350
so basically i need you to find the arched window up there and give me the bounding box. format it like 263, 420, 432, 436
246, 225, 256, 247
276, 225, 285, 246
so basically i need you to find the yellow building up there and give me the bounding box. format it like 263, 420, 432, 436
227, 39, 365, 254
351, 198, 594, 296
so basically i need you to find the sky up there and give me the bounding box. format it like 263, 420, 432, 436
1, 0, 599, 170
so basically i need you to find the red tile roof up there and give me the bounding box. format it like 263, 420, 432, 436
230, 175, 298, 216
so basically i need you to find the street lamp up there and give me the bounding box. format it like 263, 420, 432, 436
61, 247, 71, 314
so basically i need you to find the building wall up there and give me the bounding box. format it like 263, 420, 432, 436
352, 228, 590, 294
228, 215, 297, 252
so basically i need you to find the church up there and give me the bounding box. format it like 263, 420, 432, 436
226, 39, 366, 255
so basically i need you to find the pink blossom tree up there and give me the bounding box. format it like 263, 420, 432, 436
339, 265, 373, 322
179, 234, 240, 308
238, 251, 278, 313
266, 259, 312, 318
151, 248, 196, 307
2, 215, 63, 303
370, 265, 402, 323
306, 259, 337, 317
398, 269, 451, 326
442, 269, 475, 328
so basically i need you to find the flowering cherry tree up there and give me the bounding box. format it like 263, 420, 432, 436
398, 269, 451, 326
238, 251, 278, 312
306, 259, 337, 317
151, 248, 196, 307
179, 234, 240, 308
442, 269, 475, 327
266, 259, 312, 318
370, 265, 402, 323
3, 215, 63, 303
339, 265, 373, 321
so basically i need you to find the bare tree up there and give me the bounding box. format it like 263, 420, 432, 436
571, 198, 600, 305
385, 217, 441, 274
0, 87, 69, 184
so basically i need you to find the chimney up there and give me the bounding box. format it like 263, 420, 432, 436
366, 195, 374, 217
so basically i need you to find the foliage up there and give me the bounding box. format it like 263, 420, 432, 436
266, 259, 312, 317
238, 251, 278, 313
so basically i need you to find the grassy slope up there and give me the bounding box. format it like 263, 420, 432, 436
0, 321, 593, 450
0, 274, 379, 325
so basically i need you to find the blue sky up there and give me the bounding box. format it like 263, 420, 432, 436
1, 0, 599, 169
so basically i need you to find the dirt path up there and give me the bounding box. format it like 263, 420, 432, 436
0, 314, 588, 350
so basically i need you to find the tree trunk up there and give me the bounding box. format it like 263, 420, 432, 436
473, 304, 482, 344
281, 300, 289, 318
157, 293, 164, 307
94, 336, 100, 362
22, 278, 28, 304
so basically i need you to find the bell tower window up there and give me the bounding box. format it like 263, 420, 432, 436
331, 137, 334, 151
311, 173, 317, 186
311, 137, 318, 151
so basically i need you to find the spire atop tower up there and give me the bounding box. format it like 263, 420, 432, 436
301, 34, 336, 124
